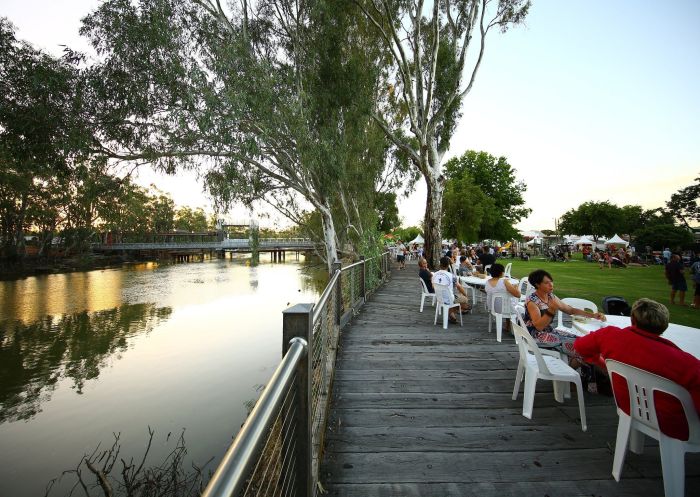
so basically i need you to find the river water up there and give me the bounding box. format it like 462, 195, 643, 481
0, 256, 326, 497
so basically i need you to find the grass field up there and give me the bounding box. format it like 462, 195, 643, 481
504, 256, 700, 328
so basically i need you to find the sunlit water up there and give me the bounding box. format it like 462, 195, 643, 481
0, 256, 326, 497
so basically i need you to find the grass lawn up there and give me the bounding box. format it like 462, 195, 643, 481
504, 256, 700, 328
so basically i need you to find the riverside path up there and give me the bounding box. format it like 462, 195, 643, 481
319, 260, 700, 496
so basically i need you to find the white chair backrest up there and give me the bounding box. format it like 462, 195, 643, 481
561, 297, 597, 313
450, 263, 458, 276
484, 264, 492, 275
518, 277, 532, 301
433, 282, 453, 306
605, 359, 700, 442
558, 297, 598, 329
491, 293, 514, 316
512, 321, 554, 376
513, 304, 527, 328
419, 277, 430, 294
504, 262, 513, 277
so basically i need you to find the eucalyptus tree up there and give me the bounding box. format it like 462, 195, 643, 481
81, 0, 393, 270
0, 19, 92, 258
354, 0, 530, 266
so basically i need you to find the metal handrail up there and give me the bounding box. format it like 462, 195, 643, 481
201, 337, 308, 497
202, 249, 392, 497
312, 270, 340, 324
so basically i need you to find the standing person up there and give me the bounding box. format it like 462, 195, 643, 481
396, 240, 406, 270
432, 256, 471, 323
690, 254, 700, 308
665, 253, 687, 306
662, 247, 671, 264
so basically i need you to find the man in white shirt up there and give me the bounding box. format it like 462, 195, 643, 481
432, 256, 471, 323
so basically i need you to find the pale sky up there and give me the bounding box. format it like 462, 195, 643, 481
2, 0, 699, 231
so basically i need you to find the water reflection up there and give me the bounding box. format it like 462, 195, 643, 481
0, 270, 125, 324
0, 303, 171, 424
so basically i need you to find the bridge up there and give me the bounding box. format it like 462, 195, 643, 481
93, 237, 314, 251
201, 257, 700, 497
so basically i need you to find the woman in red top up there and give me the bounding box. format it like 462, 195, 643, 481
574, 298, 700, 440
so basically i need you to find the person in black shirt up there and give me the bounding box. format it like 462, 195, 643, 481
418, 258, 434, 294
478, 248, 496, 273
665, 253, 687, 306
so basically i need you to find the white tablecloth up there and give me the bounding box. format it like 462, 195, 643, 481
572, 314, 700, 359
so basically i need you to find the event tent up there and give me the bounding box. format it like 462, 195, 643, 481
575, 236, 595, 246
407, 234, 424, 245
604, 234, 628, 247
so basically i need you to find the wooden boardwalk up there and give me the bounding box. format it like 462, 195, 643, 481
320, 262, 700, 496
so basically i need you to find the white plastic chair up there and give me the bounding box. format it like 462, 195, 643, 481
504, 262, 513, 278
517, 276, 533, 304
433, 283, 462, 330
511, 322, 587, 431
487, 292, 517, 343
605, 360, 700, 497
484, 264, 492, 276
418, 278, 436, 312
556, 297, 598, 334
511, 303, 527, 332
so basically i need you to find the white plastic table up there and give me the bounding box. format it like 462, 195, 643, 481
572, 314, 700, 359
458, 275, 518, 305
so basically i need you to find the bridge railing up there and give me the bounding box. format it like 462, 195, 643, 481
201, 251, 392, 497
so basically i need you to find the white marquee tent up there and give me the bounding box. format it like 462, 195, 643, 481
575, 236, 595, 246
604, 234, 629, 247
408, 234, 424, 245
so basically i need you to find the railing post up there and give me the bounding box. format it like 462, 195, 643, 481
282, 303, 313, 497
333, 261, 342, 325
360, 256, 366, 300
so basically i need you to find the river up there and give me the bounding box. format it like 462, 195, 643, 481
0, 255, 327, 497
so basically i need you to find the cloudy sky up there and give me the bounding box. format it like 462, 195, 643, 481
3, 0, 698, 231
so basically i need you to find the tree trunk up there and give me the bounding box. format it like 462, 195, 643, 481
319, 203, 339, 274
423, 173, 444, 270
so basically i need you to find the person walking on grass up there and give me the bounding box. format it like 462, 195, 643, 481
691, 254, 700, 309
665, 253, 687, 306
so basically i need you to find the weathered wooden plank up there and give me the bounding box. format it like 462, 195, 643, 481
324, 425, 619, 452
318, 479, 692, 497
328, 406, 596, 428
331, 391, 613, 409
332, 378, 583, 394
333, 369, 518, 381
322, 448, 641, 483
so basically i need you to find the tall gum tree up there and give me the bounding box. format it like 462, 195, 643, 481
81, 0, 391, 272
355, 0, 530, 267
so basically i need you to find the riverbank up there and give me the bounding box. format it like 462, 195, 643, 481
0, 253, 137, 281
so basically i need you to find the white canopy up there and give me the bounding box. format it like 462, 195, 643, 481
575, 236, 595, 246
526, 238, 542, 246
407, 234, 424, 245
604, 234, 629, 246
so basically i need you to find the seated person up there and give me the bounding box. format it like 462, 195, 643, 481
432, 256, 471, 323
574, 299, 700, 439
478, 250, 496, 273
418, 257, 434, 294
457, 255, 474, 276
485, 263, 521, 311
524, 269, 606, 362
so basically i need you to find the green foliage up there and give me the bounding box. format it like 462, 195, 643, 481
559, 201, 623, 240
174, 206, 208, 232
633, 224, 694, 251
443, 151, 529, 241
375, 192, 400, 233
392, 226, 421, 243
667, 176, 700, 229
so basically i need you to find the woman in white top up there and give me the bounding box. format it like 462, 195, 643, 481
485, 263, 521, 311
